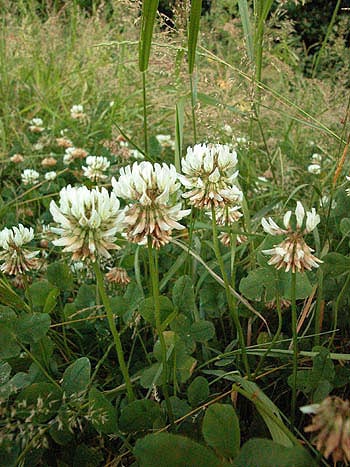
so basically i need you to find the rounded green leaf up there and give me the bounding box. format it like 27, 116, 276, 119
47, 262, 74, 291
190, 320, 215, 342
134, 433, 223, 467
62, 357, 91, 396
234, 438, 317, 467
119, 399, 163, 433
187, 376, 209, 407
202, 403, 240, 458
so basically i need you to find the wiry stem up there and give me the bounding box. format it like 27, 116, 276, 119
211, 206, 251, 378
291, 271, 298, 427
93, 261, 134, 402
147, 238, 174, 423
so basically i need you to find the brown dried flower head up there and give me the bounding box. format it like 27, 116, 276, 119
302, 396, 350, 464
41, 157, 57, 167
11, 154, 24, 163
56, 137, 73, 148
105, 267, 130, 285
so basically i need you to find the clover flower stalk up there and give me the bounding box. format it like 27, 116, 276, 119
180, 143, 250, 377
261, 201, 322, 424
112, 161, 189, 419
50, 185, 134, 401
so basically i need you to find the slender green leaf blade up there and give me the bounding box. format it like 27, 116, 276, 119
139, 0, 159, 72
188, 0, 202, 74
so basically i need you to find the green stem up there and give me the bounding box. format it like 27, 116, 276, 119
313, 268, 323, 346
147, 238, 174, 423
189, 73, 197, 143
211, 206, 251, 378
92, 261, 134, 402
329, 272, 350, 348
291, 272, 297, 428
254, 273, 283, 379
142, 71, 148, 155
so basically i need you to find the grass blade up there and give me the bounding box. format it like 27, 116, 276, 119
139, 0, 159, 72
188, 0, 202, 74
237, 0, 254, 62
175, 97, 185, 171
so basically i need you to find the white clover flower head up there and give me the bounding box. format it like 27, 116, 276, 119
111, 161, 190, 248
130, 149, 144, 160
63, 147, 77, 165
223, 124, 233, 135
236, 136, 248, 145
33, 142, 44, 151
30, 118, 43, 127
29, 118, 44, 133
70, 104, 85, 119
21, 169, 40, 185
45, 171, 57, 181
261, 202, 322, 273
0, 224, 39, 275
50, 185, 124, 261
155, 134, 175, 150
308, 164, 321, 174
82, 156, 110, 182
179, 143, 240, 208
345, 176, 350, 197
311, 153, 322, 162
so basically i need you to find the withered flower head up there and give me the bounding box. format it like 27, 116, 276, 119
302, 396, 350, 464
105, 267, 130, 285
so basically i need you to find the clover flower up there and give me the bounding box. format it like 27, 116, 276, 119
70, 104, 85, 119
308, 164, 321, 175
11, 154, 24, 163
155, 134, 175, 150
63, 147, 88, 165
82, 156, 110, 182
29, 118, 44, 133
112, 162, 190, 248
21, 169, 40, 185
206, 204, 244, 247
0, 224, 39, 275
261, 201, 322, 273
45, 171, 57, 181
179, 143, 240, 208
56, 137, 73, 149
345, 176, 350, 196
41, 157, 57, 168
302, 396, 350, 464
50, 185, 124, 261
105, 267, 130, 285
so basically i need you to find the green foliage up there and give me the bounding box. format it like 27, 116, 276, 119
134, 433, 224, 467
187, 376, 209, 407
47, 262, 74, 291
62, 357, 91, 396
234, 438, 317, 467
119, 400, 164, 433
202, 403, 240, 458
88, 387, 118, 434
289, 347, 335, 402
